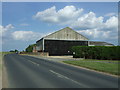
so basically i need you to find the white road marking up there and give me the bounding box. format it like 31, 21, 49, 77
28, 60, 39, 66
49, 70, 89, 88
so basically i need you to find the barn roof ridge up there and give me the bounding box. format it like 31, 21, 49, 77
43, 27, 88, 39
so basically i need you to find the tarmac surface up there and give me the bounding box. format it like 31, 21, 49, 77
3, 54, 119, 88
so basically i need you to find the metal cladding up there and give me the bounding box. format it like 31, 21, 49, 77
36, 27, 89, 55
44, 39, 88, 56
43, 27, 89, 41
35, 27, 114, 55
88, 41, 114, 46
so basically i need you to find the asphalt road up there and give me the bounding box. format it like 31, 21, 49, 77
3, 54, 118, 88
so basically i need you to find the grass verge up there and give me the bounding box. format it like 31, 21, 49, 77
63, 59, 119, 75
0, 52, 14, 88
0, 52, 14, 68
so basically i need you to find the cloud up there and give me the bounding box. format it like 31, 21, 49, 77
33, 5, 118, 45
0, 24, 14, 31
12, 31, 42, 41
33, 5, 83, 25
77, 29, 117, 41
1, 24, 44, 43
72, 15, 118, 31
0, 24, 14, 45
66, 9, 117, 45
70, 12, 118, 44
1, 24, 46, 51
76, 15, 118, 45
104, 16, 118, 30
33, 5, 118, 30
0, 24, 14, 38
105, 12, 116, 17
71, 12, 104, 29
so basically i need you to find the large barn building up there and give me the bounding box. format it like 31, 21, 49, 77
34, 27, 114, 56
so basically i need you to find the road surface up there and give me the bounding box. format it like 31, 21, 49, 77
3, 54, 118, 88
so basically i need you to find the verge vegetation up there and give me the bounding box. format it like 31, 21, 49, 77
0, 52, 15, 67
63, 59, 119, 75
26, 44, 36, 52
71, 46, 120, 60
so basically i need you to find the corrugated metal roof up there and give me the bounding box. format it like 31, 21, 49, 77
42, 27, 88, 41
89, 41, 114, 46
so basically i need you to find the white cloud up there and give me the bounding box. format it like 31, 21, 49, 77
70, 11, 118, 45
72, 15, 118, 31
33, 5, 118, 45
1, 24, 45, 51
33, 5, 118, 30
5, 24, 14, 30
0, 24, 14, 45
0, 24, 14, 30
1, 24, 44, 43
71, 12, 104, 29
77, 29, 117, 41
104, 16, 118, 30
33, 5, 83, 24
105, 12, 116, 17
12, 31, 42, 41
0, 24, 14, 37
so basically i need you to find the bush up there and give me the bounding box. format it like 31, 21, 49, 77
71, 46, 120, 60
25, 44, 36, 52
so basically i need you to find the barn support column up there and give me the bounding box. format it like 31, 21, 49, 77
43, 38, 44, 51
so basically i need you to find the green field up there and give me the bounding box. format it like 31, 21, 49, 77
63, 59, 119, 75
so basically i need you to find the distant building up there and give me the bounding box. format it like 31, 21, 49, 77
32, 45, 37, 53
88, 41, 114, 46
34, 27, 114, 55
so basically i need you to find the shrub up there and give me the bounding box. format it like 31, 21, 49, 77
71, 46, 120, 60
25, 44, 36, 52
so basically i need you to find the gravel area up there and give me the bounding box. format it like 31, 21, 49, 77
22, 55, 119, 64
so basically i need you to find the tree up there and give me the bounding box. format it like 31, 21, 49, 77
10, 49, 19, 52
25, 44, 36, 52
15, 49, 18, 53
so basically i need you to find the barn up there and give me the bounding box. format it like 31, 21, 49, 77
35, 27, 89, 55
34, 27, 114, 56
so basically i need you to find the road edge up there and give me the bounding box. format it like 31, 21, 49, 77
21, 54, 119, 78
2, 55, 9, 88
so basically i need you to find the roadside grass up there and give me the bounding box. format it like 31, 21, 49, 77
0, 53, 2, 69
0, 52, 14, 56
81, 59, 120, 62
0, 52, 14, 88
63, 59, 119, 75
0, 52, 14, 68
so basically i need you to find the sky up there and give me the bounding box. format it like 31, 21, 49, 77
1, 2, 118, 51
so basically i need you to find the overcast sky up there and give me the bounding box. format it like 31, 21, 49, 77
1, 2, 118, 51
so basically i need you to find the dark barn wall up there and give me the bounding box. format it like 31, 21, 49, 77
44, 39, 88, 56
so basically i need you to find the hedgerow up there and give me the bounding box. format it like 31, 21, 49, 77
71, 46, 120, 60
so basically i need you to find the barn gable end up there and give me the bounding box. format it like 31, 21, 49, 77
44, 27, 88, 41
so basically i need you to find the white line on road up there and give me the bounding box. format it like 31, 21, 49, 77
28, 60, 39, 66
49, 70, 89, 88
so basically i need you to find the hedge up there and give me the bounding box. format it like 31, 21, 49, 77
71, 46, 120, 60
